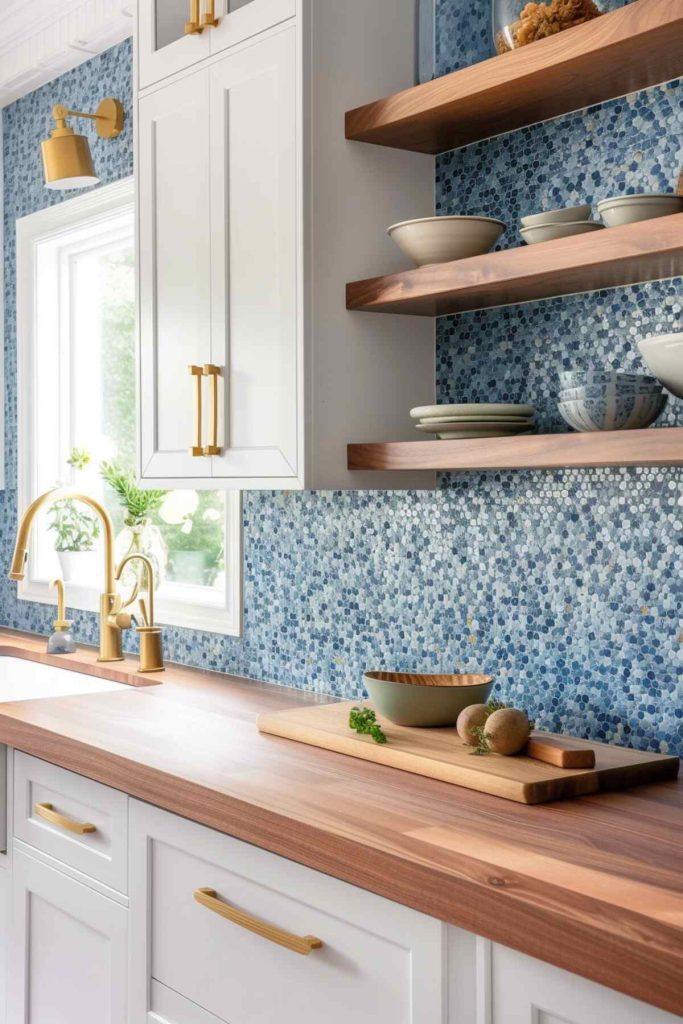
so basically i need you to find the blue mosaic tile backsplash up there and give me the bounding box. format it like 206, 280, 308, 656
2, 23, 682, 755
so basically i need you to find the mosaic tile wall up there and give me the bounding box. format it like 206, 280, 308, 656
2, 25, 682, 755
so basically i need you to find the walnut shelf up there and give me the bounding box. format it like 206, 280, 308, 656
346, 213, 683, 316
345, 0, 683, 153
347, 428, 683, 473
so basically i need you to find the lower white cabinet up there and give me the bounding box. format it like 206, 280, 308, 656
487, 941, 682, 1024
0, 753, 679, 1024
129, 799, 446, 1024
7, 847, 128, 1024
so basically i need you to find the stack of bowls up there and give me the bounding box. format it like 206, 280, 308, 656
411, 403, 536, 440
557, 370, 668, 432
520, 204, 604, 245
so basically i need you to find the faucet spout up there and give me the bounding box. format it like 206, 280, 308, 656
9, 487, 123, 661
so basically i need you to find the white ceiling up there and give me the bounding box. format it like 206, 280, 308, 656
0, 0, 133, 107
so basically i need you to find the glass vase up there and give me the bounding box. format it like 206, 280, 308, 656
115, 519, 168, 600
492, 0, 604, 56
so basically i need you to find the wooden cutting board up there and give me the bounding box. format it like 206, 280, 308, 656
257, 700, 680, 804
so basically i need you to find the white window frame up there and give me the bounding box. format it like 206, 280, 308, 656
16, 177, 243, 637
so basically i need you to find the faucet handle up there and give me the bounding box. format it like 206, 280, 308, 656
50, 578, 72, 632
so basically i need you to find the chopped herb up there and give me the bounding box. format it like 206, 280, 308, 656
349, 706, 387, 744
470, 724, 491, 756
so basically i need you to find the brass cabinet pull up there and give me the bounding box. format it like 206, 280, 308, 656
34, 802, 96, 835
202, 364, 222, 456
202, 0, 220, 28
193, 888, 323, 956
189, 365, 204, 456
185, 0, 204, 34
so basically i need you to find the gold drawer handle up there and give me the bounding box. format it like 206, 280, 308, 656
185, 0, 204, 34
202, 364, 222, 456
34, 802, 96, 835
193, 887, 323, 956
202, 0, 220, 28
189, 364, 204, 456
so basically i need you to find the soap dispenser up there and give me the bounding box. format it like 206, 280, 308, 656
47, 578, 77, 654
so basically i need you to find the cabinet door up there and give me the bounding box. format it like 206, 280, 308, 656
130, 800, 446, 1024
138, 0, 211, 90
209, 0, 295, 58
208, 26, 300, 484
138, 70, 214, 482
489, 942, 681, 1024
8, 848, 128, 1024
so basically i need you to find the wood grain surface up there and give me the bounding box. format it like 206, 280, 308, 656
346, 214, 683, 316
347, 428, 683, 472
345, 0, 683, 152
257, 700, 678, 804
0, 632, 679, 1013
527, 735, 596, 769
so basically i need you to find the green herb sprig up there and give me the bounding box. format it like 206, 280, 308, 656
469, 699, 509, 756
349, 707, 387, 744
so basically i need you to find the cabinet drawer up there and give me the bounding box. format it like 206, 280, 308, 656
130, 800, 445, 1024
14, 752, 128, 894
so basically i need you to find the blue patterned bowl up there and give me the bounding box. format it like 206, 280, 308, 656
558, 370, 657, 389
559, 383, 664, 402
558, 393, 668, 432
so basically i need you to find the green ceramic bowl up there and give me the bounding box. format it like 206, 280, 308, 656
363, 671, 494, 728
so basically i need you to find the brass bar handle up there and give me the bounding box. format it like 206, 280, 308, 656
202, 364, 222, 456
185, 0, 204, 34
193, 888, 323, 956
189, 365, 204, 456
202, 0, 220, 28
34, 802, 96, 835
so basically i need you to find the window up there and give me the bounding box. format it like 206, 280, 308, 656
17, 178, 242, 636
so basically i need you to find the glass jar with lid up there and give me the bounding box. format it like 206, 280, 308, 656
492, 0, 604, 55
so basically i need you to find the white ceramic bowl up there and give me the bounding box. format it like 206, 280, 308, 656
558, 392, 668, 432
520, 204, 591, 228
638, 333, 683, 398
597, 193, 683, 228
388, 216, 506, 267
520, 221, 604, 245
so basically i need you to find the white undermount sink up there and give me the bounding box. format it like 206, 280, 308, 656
0, 655, 127, 703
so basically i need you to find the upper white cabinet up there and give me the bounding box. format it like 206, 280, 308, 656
136, 0, 435, 490
138, 0, 295, 89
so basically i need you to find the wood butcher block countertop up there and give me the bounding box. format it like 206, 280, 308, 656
0, 632, 679, 1014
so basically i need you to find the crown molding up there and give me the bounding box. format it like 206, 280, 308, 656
0, 0, 134, 108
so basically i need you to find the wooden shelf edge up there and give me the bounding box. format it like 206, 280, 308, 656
345, 0, 683, 153
347, 428, 683, 472
346, 214, 683, 317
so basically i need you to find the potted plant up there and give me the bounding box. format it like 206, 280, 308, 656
47, 449, 100, 582
100, 461, 168, 592
159, 491, 224, 586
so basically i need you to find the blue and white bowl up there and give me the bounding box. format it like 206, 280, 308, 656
558, 392, 668, 432
558, 369, 657, 389
559, 382, 664, 402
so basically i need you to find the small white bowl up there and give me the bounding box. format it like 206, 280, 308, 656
638, 332, 683, 398
597, 193, 683, 228
388, 216, 506, 267
520, 204, 591, 228
520, 221, 604, 245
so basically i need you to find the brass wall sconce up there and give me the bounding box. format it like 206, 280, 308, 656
41, 97, 124, 190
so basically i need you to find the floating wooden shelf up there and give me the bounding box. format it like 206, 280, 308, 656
347, 428, 683, 473
345, 0, 683, 153
346, 214, 683, 316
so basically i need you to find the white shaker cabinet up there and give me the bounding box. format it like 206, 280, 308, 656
7, 848, 128, 1024
485, 940, 682, 1024
138, 30, 297, 484
129, 799, 447, 1024
138, 0, 295, 90
136, 1, 435, 490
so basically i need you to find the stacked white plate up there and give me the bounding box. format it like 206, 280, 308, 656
410, 403, 536, 440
